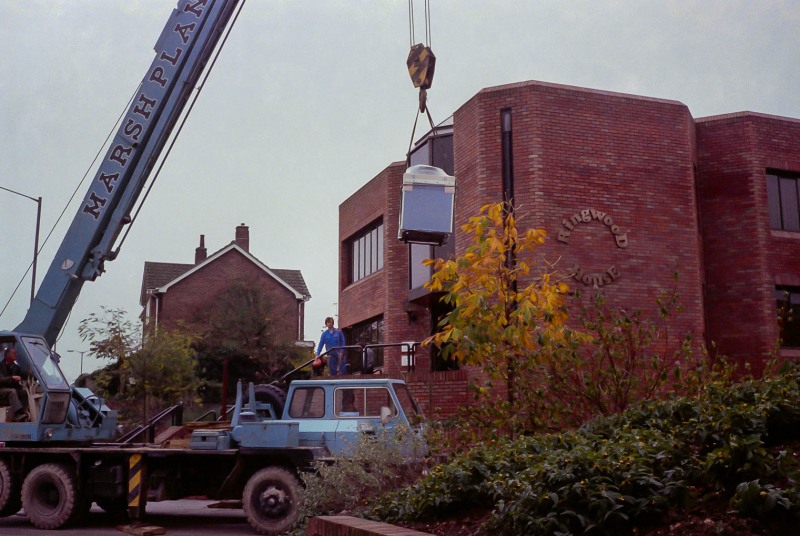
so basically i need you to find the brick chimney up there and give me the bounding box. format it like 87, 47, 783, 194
235, 223, 249, 252
195, 234, 207, 264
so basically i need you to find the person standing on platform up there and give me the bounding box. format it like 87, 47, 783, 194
316, 317, 346, 376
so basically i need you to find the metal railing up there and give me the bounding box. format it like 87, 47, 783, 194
277, 341, 422, 385
117, 402, 184, 444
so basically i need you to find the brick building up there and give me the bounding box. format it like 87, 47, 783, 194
140, 224, 310, 343
339, 80, 800, 416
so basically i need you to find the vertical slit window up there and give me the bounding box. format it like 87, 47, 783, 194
501, 109, 514, 205
377, 228, 384, 270
359, 236, 366, 280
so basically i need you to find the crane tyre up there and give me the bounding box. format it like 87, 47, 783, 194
22, 463, 80, 529
243, 466, 301, 535
245, 384, 287, 418
0, 458, 21, 517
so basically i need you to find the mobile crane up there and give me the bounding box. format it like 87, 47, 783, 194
0, 1, 430, 534
1, 0, 240, 445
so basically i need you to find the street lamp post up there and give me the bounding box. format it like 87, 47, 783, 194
0, 186, 42, 304
67, 349, 87, 376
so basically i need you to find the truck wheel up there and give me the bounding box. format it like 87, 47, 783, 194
0, 459, 21, 517
247, 384, 287, 417
243, 467, 301, 535
21, 463, 80, 529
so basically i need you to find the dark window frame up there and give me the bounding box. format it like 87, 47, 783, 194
346, 218, 384, 284
776, 286, 800, 349
345, 317, 384, 372
767, 170, 800, 232
501, 108, 514, 204
408, 240, 455, 291
409, 130, 454, 176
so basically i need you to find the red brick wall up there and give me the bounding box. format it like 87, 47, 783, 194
697, 113, 800, 370
157, 249, 300, 343
403, 370, 473, 418
453, 81, 706, 349
339, 81, 800, 418
338, 166, 389, 332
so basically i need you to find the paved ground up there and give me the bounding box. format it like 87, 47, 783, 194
0, 500, 255, 535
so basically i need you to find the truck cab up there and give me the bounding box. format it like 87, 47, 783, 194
225, 378, 427, 458
0, 333, 116, 443
284, 378, 425, 455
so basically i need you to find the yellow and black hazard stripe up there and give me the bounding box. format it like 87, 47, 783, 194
128, 453, 144, 516
406, 43, 436, 90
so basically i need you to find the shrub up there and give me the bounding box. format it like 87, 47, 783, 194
289, 426, 427, 535
369, 363, 800, 534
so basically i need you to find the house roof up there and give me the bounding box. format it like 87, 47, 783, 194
140, 261, 193, 305
272, 268, 310, 298
140, 243, 311, 305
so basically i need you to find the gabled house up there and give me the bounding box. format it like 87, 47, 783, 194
140, 224, 310, 343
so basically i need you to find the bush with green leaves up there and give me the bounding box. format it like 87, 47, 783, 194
79, 306, 200, 423
289, 426, 428, 535
368, 363, 800, 534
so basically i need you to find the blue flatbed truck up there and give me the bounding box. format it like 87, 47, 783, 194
0, 375, 425, 534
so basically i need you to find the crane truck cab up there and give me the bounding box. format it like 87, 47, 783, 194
0, 333, 116, 443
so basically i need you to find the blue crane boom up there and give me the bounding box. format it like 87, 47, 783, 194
14, 0, 239, 346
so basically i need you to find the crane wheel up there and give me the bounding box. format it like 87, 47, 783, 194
243, 466, 301, 535
0, 458, 22, 517
21, 463, 80, 529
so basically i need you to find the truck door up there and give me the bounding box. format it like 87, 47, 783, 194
285, 385, 328, 447
332, 387, 398, 455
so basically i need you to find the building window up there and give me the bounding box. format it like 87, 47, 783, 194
409, 117, 454, 176
346, 317, 384, 373
777, 287, 800, 348
409, 240, 455, 291
767, 171, 800, 231
409, 244, 432, 290
347, 219, 384, 284
501, 108, 514, 204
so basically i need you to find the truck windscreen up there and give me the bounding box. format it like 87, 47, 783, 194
21, 336, 70, 390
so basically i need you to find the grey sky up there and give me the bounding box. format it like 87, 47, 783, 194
1, 0, 798, 382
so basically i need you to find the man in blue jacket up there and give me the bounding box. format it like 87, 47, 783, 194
316, 317, 347, 376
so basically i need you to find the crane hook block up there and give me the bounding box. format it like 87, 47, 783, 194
407, 43, 436, 90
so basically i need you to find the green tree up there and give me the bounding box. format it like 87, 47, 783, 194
79, 306, 200, 422
424, 201, 570, 436
193, 280, 305, 402
126, 328, 200, 420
